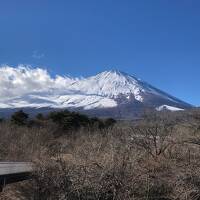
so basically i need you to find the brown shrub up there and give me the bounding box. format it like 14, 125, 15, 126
1, 110, 200, 199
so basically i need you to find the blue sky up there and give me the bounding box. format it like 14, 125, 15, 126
0, 0, 200, 105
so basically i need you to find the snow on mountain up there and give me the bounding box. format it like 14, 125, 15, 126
70, 70, 145, 101
0, 66, 192, 115
68, 70, 188, 106
0, 94, 117, 110
156, 105, 184, 111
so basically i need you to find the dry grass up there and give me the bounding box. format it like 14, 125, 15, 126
0, 111, 200, 199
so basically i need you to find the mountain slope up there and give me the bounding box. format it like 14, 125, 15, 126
0, 68, 192, 118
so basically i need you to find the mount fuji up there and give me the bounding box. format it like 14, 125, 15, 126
0, 67, 192, 119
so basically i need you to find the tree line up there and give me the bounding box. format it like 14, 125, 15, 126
9, 109, 116, 132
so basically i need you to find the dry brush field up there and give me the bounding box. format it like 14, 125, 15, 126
0, 110, 200, 200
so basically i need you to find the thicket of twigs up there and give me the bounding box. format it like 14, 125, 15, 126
1, 109, 200, 200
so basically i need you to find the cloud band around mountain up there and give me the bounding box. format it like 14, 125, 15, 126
0, 65, 75, 100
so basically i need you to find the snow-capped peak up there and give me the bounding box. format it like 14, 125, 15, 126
0, 66, 192, 113
70, 70, 145, 101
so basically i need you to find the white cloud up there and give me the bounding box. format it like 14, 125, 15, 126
0, 65, 76, 100
32, 51, 45, 59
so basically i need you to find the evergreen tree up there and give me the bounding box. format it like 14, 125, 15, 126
11, 110, 29, 126
104, 118, 116, 128
36, 113, 44, 120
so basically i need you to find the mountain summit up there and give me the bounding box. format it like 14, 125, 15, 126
0, 68, 192, 118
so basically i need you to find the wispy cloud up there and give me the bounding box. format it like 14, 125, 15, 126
32, 50, 45, 59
